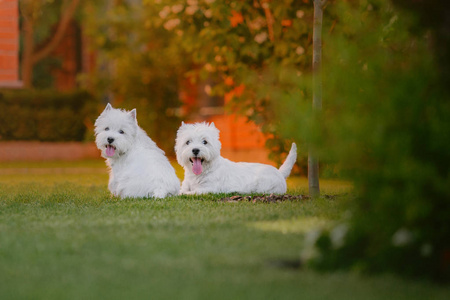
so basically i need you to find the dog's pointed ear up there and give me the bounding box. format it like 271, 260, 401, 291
103, 103, 113, 112
129, 108, 137, 121
210, 122, 216, 128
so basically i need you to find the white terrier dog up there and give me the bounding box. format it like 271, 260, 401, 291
175, 122, 297, 195
94, 103, 180, 198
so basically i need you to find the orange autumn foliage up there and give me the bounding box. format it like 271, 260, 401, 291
224, 84, 245, 103
281, 19, 293, 27
229, 10, 244, 27
224, 76, 234, 86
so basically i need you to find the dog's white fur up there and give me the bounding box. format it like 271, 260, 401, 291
94, 103, 180, 198
175, 122, 297, 195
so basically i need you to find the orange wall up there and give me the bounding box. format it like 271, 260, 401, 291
209, 114, 266, 150
209, 114, 273, 165
0, 0, 19, 86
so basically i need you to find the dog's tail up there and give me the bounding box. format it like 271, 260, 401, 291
279, 143, 297, 179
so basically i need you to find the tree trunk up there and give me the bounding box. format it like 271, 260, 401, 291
309, 0, 325, 198
32, 0, 80, 64
21, 17, 34, 88
19, 0, 80, 88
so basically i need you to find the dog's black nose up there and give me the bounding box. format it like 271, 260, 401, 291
107, 137, 115, 144
192, 148, 200, 156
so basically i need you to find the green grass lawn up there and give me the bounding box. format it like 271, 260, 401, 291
0, 160, 448, 300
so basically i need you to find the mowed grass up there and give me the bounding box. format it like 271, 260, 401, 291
0, 160, 448, 300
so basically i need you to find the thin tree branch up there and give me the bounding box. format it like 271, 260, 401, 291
260, 0, 275, 42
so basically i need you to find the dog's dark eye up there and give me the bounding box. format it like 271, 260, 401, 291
105, 127, 109, 131
203, 140, 208, 145
186, 140, 190, 145
119, 130, 125, 134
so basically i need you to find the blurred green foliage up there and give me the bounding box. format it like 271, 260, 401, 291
275, 0, 450, 281
83, 0, 318, 160
0, 89, 98, 141
159, 0, 316, 165
82, 1, 186, 154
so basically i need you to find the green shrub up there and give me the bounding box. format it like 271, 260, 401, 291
0, 89, 98, 142
278, 1, 450, 281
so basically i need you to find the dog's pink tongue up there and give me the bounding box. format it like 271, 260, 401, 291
192, 157, 203, 175
106, 145, 115, 157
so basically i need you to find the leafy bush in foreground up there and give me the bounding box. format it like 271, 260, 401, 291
279, 0, 450, 281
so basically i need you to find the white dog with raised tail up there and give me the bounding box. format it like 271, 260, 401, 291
175, 122, 297, 195
94, 103, 180, 198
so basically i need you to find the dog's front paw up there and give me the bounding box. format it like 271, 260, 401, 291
181, 190, 196, 195
152, 189, 169, 199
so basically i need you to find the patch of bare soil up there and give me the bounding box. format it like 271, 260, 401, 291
219, 193, 339, 203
